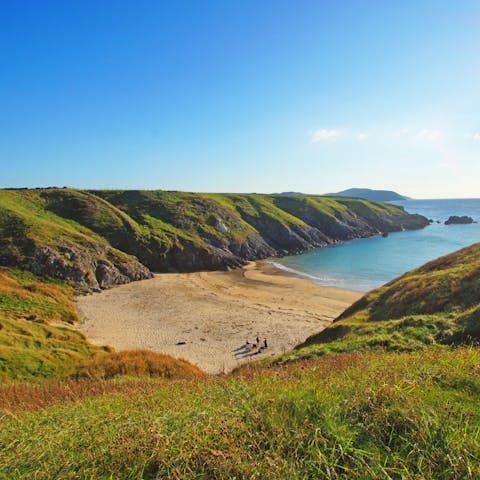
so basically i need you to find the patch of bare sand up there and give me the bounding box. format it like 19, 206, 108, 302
75, 261, 361, 375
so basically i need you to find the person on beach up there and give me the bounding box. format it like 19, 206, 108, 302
263, 338, 268, 349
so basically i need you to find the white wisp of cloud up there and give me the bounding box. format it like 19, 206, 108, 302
310, 129, 339, 143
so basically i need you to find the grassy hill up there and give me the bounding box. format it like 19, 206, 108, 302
0, 267, 106, 380
1, 348, 480, 478
0, 189, 153, 292
0, 188, 428, 291
275, 242, 480, 363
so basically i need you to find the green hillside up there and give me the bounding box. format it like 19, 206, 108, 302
0, 188, 428, 291
278, 242, 480, 363
0, 189, 153, 292
0, 267, 106, 380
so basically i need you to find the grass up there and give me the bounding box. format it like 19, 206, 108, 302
0, 267, 108, 380
351, 242, 480, 321
1, 348, 480, 479
0, 221, 478, 477
0, 189, 138, 272
0, 377, 167, 412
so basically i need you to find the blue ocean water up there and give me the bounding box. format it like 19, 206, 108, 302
273, 199, 480, 292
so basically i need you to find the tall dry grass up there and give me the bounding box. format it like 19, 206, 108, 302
74, 349, 206, 380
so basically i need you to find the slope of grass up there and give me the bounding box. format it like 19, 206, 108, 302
0, 267, 107, 380
1, 348, 480, 479
91, 189, 257, 247
0, 189, 106, 264
274, 243, 480, 364
40, 188, 147, 246
273, 194, 403, 221
0, 189, 140, 271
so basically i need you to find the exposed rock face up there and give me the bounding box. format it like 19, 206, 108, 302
25, 211, 430, 289
215, 220, 229, 234
445, 216, 475, 225
29, 241, 152, 293
135, 212, 429, 274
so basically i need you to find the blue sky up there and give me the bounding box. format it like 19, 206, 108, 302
1, 1, 479, 198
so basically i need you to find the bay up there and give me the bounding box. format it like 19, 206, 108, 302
273, 198, 480, 292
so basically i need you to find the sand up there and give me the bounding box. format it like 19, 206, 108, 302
75, 262, 361, 375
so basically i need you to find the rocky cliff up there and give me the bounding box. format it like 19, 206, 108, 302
0, 188, 429, 291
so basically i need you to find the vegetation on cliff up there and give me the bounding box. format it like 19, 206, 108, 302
0, 188, 428, 291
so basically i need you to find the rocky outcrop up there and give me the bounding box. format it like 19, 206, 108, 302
445, 216, 475, 225
29, 240, 152, 293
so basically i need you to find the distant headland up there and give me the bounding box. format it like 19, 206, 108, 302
323, 188, 409, 202
277, 188, 409, 202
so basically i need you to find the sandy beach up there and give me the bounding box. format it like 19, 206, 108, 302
75, 262, 361, 374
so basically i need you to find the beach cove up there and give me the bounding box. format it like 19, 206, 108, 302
75, 262, 361, 374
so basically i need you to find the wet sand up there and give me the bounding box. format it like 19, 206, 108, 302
75, 261, 361, 374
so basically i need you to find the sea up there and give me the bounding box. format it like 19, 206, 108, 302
272, 198, 480, 292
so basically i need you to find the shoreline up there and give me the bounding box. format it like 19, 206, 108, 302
262, 258, 336, 287
76, 261, 361, 375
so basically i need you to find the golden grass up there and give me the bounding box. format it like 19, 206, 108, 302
0, 378, 154, 412
74, 350, 206, 380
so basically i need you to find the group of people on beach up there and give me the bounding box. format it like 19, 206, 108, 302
245, 336, 269, 354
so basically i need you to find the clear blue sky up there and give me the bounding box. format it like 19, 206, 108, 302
1, 1, 479, 198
